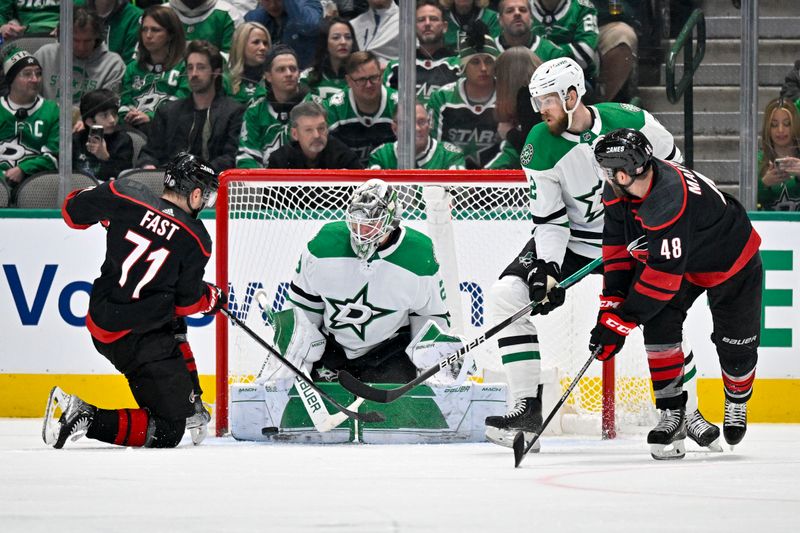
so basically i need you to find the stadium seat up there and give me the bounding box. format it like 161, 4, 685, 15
15, 171, 98, 209
1, 35, 57, 57
117, 168, 165, 197
125, 129, 148, 165
0, 180, 10, 207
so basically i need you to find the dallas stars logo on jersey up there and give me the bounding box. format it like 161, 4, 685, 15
326, 284, 396, 341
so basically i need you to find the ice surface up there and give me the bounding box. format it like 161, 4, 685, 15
1, 419, 798, 532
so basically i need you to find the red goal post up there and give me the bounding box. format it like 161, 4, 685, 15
215, 169, 654, 437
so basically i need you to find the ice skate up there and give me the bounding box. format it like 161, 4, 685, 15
42, 386, 97, 449
186, 396, 211, 445
647, 408, 687, 460
723, 399, 747, 448
485, 396, 542, 452
687, 409, 722, 452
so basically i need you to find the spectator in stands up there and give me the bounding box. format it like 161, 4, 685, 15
369, 101, 466, 170
330, 0, 368, 19
119, 5, 189, 136
88, 0, 144, 64
237, 45, 308, 167
0, 0, 61, 39
350, 0, 399, 66
169, 0, 239, 55
34, 7, 126, 127
594, 0, 638, 102
268, 101, 361, 169
301, 17, 359, 103
323, 50, 398, 167
427, 23, 500, 169
528, 0, 600, 97
486, 46, 540, 169
72, 89, 133, 182
382, 0, 459, 105
227, 22, 272, 107
138, 40, 244, 172
758, 97, 800, 211
439, 0, 501, 53
779, 60, 800, 112
0, 48, 58, 196
244, 0, 324, 68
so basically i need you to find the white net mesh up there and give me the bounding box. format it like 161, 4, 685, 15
219, 171, 656, 432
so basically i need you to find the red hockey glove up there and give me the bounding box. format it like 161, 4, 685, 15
589, 296, 635, 361
201, 282, 227, 316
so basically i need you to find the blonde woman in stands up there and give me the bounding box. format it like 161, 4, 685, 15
758, 97, 800, 211
227, 22, 273, 107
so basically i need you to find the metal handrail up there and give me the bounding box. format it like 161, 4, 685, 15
665, 8, 706, 167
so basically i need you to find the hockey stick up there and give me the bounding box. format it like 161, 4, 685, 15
338, 256, 603, 403
250, 290, 364, 433
221, 306, 385, 424
513, 346, 600, 468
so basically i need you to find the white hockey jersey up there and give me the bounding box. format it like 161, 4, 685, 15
521, 102, 682, 265
287, 222, 451, 359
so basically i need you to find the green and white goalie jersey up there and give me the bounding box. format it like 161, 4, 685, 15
286, 222, 451, 359
523, 102, 681, 265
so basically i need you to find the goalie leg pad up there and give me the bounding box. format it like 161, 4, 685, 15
265, 307, 327, 381
489, 276, 541, 399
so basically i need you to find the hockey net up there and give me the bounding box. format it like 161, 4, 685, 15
215, 170, 655, 436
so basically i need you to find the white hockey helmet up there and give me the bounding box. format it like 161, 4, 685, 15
528, 57, 586, 127
346, 179, 402, 260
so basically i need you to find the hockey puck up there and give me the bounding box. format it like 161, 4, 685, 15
261, 426, 279, 436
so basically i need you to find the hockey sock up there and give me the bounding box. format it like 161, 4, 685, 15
178, 342, 203, 397
499, 334, 541, 399
87, 408, 151, 447
647, 343, 685, 410
722, 368, 756, 402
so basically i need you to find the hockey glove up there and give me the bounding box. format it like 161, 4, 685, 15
201, 282, 227, 316
527, 260, 564, 315
589, 296, 636, 361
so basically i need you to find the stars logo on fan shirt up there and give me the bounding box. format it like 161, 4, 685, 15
326, 284, 395, 341
574, 180, 604, 223
0, 134, 39, 167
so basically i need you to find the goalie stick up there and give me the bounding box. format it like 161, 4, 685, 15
221, 306, 385, 424
338, 256, 603, 403
513, 347, 600, 467
251, 291, 364, 433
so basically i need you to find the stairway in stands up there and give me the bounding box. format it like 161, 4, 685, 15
638, 0, 800, 195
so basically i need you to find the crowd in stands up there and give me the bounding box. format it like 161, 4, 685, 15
0, 1, 795, 211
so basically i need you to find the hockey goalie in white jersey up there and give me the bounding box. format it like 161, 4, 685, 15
484, 57, 721, 452
265, 178, 464, 386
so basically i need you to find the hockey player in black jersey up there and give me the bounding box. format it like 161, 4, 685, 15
591, 129, 762, 459
43, 153, 227, 449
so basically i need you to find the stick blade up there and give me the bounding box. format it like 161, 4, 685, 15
513, 431, 526, 468
358, 410, 386, 423
337, 371, 391, 402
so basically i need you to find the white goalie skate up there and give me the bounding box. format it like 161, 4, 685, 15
647, 408, 687, 460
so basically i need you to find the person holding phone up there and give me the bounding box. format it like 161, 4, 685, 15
72, 89, 134, 182
758, 97, 800, 211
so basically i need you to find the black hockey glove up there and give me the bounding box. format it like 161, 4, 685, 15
589, 296, 635, 361
201, 282, 227, 316
527, 260, 564, 315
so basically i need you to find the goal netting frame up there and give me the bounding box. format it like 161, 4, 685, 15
215, 169, 655, 437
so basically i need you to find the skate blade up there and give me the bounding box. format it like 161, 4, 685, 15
485, 427, 517, 448
650, 439, 686, 460
42, 386, 68, 446
704, 438, 723, 453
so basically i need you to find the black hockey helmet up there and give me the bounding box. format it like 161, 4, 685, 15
594, 128, 653, 179
164, 152, 219, 212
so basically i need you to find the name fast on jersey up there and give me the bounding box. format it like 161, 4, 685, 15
139, 210, 181, 240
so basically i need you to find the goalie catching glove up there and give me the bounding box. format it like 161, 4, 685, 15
589, 296, 637, 361
406, 320, 471, 385
527, 260, 565, 315
264, 308, 326, 380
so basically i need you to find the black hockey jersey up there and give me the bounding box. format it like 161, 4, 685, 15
601, 159, 761, 324
62, 180, 214, 342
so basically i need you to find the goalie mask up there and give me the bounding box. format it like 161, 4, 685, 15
346, 179, 402, 260
164, 152, 219, 217
528, 57, 586, 130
